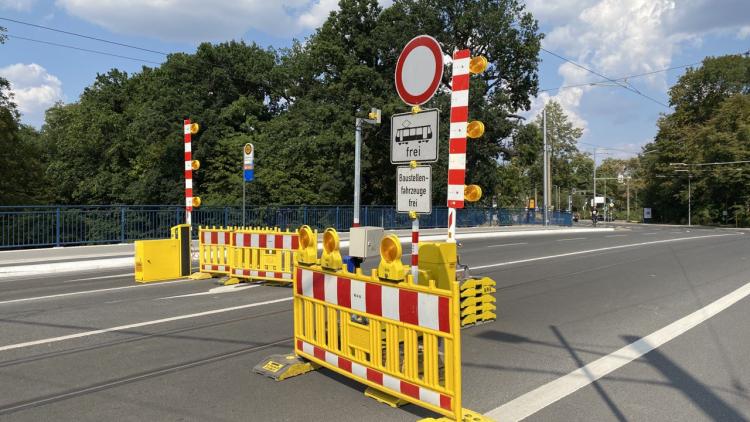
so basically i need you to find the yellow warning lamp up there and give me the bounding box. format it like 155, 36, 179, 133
191, 160, 201, 171
469, 56, 488, 74
296, 225, 318, 266
464, 185, 482, 202
192, 196, 202, 208
466, 121, 485, 138
190, 123, 200, 134
377, 234, 406, 282
320, 228, 343, 271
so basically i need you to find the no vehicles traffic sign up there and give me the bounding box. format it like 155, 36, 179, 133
394, 35, 444, 106
397, 165, 432, 214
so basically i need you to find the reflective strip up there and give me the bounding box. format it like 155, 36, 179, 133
184, 142, 191, 152
349, 279, 366, 313
184, 124, 191, 134
301, 270, 314, 298
217, 234, 226, 245
184, 161, 192, 171
448, 154, 466, 170
266, 234, 276, 249
451, 89, 468, 108
381, 285, 400, 320
235, 233, 244, 247
185, 179, 192, 189
324, 274, 338, 305
452, 57, 470, 75
449, 122, 466, 139
185, 197, 192, 207
447, 185, 464, 201
203, 232, 211, 244
283, 235, 293, 250
417, 292, 439, 331
251, 233, 260, 248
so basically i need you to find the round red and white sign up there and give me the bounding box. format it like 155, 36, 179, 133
394, 35, 444, 106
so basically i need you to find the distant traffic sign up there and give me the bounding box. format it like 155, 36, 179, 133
243, 143, 254, 182
394, 35, 444, 106
397, 165, 432, 214
391, 109, 439, 163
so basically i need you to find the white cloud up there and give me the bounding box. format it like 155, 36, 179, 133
0, 0, 35, 11
739, 26, 750, 39
55, 0, 390, 42
524, 0, 750, 138
0, 63, 63, 127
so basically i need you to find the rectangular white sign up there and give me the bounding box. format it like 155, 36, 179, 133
391, 109, 439, 164
643, 208, 652, 219
397, 165, 432, 214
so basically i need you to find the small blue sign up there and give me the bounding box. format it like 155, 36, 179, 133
244, 169, 254, 182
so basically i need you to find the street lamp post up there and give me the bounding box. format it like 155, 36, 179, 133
353, 109, 381, 227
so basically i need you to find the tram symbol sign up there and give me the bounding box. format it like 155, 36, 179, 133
390, 108, 439, 164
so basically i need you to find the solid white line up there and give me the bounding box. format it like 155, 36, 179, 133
556, 238, 585, 242
64, 273, 133, 282
605, 234, 627, 238
0, 279, 190, 306
487, 242, 528, 248
643, 232, 658, 235
0, 297, 293, 352
485, 281, 750, 421
471, 233, 739, 270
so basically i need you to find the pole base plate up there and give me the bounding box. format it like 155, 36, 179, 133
253, 354, 319, 381
419, 408, 496, 422
188, 272, 213, 280
364, 387, 409, 408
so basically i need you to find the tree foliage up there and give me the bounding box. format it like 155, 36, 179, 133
642, 54, 750, 224
3, 1, 543, 207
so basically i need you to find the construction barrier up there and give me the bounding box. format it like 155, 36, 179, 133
287, 226, 473, 421
135, 224, 191, 282
197, 226, 233, 276
230, 227, 300, 284
459, 278, 497, 327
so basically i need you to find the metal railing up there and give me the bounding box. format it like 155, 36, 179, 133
0, 205, 571, 249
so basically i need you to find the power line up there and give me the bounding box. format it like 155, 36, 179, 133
6, 34, 163, 65
540, 47, 670, 108
0, 17, 168, 56
539, 62, 702, 93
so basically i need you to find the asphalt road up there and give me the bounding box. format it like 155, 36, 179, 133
1, 224, 749, 421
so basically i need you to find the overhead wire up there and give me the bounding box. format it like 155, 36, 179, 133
539, 62, 703, 93
540, 47, 671, 108
5, 34, 163, 65
0, 16, 168, 55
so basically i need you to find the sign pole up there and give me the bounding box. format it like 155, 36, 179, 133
446, 49, 471, 242
410, 210, 419, 282
243, 143, 255, 227
354, 118, 362, 227
184, 119, 193, 226
243, 180, 246, 227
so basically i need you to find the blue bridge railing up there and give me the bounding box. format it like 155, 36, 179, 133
0, 205, 571, 249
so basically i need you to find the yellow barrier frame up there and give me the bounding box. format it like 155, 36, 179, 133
231, 227, 299, 283
293, 266, 463, 420
197, 226, 233, 276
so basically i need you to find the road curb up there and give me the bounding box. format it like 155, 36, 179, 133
1, 227, 612, 278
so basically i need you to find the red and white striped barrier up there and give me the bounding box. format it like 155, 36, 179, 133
202, 231, 231, 245
296, 268, 450, 333
446, 49, 471, 241
183, 119, 193, 225
297, 339, 452, 411
234, 269, 293, 280
234, 232, 299, 250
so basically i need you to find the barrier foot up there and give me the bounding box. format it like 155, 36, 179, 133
364, 387, 409, 408
254, 354, 319, 381
419, 408, 496, 422
224, 277, 241, 286
189, 272, 213, 280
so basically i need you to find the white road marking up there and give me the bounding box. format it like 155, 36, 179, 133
556, 238, 585, 242
487, 242, 528, 248
158, 284, 258, 299
643, 232, 658, 235
486, 281, 750, 421
0, 279, 191, 306
64, 273, 134, 282
0, 297, 293, 352
605, 234, 627, 238
471, 233, 740, 270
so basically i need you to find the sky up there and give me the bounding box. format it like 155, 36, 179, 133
0, 0, 749, 161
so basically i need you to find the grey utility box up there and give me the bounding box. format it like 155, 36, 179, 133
348, 226, 384, 259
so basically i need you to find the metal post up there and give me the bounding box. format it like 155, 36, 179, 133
55, 207, 61, 247
411, 215, 419, 282
593, 148, 597, 219
353, 118, 362, 228
688, 173, 693, 227
242, 181, 246, 227
120, 206, 126, 243
542, 108, 549, 227
626, 178, 630, 222
603, 182, 607, 222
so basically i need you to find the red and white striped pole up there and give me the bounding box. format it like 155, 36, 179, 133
446, 49, 471, 242
183, 119, 193, 225
410, 211, 419, 282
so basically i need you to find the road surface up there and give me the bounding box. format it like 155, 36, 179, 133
0, 224, 748, 421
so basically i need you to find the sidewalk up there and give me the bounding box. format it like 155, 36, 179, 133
0, 225, 613, 278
